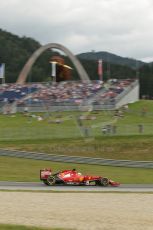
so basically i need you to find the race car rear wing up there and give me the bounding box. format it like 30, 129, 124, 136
40, 168, 52, 180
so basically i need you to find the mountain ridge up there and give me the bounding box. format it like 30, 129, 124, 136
77, 51, 145, 69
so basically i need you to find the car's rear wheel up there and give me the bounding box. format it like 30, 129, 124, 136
42, 179, 50, 186
46, 176, 56, 186
100, 177, 109, 186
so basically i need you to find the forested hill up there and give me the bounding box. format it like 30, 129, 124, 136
0, 29, 52, 82
77, 51, 144, 69
0, 28, 153, 98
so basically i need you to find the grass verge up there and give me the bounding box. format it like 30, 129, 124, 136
0, 224, 70, 230
1, 135, 153, 161
0, 156, 153, 184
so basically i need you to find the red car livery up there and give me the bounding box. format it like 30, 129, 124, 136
40, 168, 120, 187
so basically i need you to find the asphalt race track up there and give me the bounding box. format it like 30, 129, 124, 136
0, 181, 153, 192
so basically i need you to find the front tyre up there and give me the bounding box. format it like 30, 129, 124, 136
46, 176, 56, 186
100, 177, 109, 187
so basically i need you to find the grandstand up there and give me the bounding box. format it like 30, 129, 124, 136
0, 79, 139, 113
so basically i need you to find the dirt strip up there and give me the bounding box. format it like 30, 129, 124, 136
0, 192, 153, 230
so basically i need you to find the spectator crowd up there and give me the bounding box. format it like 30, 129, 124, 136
0, 79, 136, 107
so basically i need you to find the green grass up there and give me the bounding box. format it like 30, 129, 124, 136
0, 100, 151, 161
1, 135, 153, 161
1, 100, 153, 184
0, 100, 153, 141
0, 156, 153, 184
0, 224, 69, 230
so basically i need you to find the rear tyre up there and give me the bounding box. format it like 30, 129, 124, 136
46, 176, 56, 186
42, 180, 50, 186
100, 177, 109, 187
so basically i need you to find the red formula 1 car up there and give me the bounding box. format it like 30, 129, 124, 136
40, 168, 120, 187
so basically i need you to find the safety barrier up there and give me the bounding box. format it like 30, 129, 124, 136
0, 149, 153, 168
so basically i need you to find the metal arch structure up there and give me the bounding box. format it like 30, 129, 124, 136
16, 43, 90, 84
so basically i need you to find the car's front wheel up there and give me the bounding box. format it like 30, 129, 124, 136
100, 177, 109, 186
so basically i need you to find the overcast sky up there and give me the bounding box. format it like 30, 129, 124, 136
1, 0, 153, 62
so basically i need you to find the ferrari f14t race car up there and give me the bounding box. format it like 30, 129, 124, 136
40, 168, 120, 186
